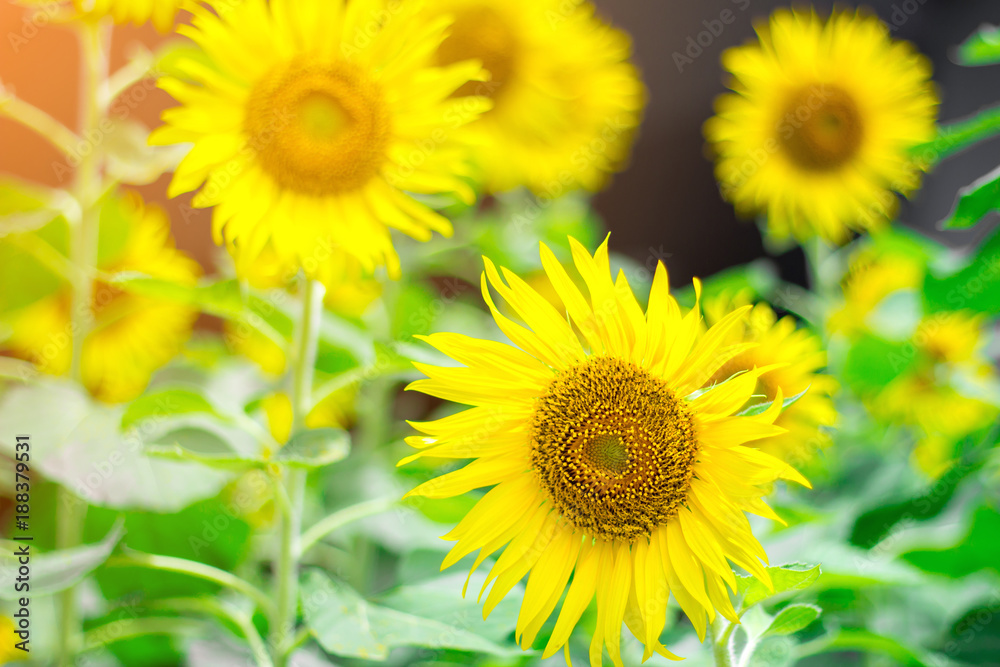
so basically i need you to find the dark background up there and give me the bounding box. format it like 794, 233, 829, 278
591, 0, 1000, 285
2, 0, 1000, 283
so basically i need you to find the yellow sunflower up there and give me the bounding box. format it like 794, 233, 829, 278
224, 241, 381, 377
427, 0, 645, 194
402, 237, 809, 664
21, 0, 187, 32
2, 193, 199, 403
874, 311, 999, 475
76, 0, 187, 31
704, 8, 938, 243
827, 247, 924, 337
702, 293, 837, 467
151, 0, 490, 281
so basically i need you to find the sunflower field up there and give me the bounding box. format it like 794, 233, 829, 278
0, 0, 999, 666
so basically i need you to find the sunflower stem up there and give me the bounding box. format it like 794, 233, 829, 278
710, 616, 735, 667
272, 276, 325, 667
57, 18, 110, 667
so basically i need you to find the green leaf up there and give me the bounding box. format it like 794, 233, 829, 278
0, 520, 124, 599
737, 563, 822, 610
736, 386, 809, 417
301, 570, 518, 660
840, 334, 917, 396
0, 381, 229, 511
849, 462, 976, 548
275, 428, 350, 469
941, 164, 1000, 229
107, 275, 291, 348
805, 629, 936, 667
956, 24, 1000, 67
88, 499, 251, 602
902, 506, 1000, 577
763, 604, 821, 637
924, 223, 1000, 313
121, 388, 227, 430
376, 571, 524, 643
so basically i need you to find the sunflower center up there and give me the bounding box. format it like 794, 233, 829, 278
779, 85, 864, 171
244, 58, 391, 196
436, 5, 518, 100
530, 356, 699, 542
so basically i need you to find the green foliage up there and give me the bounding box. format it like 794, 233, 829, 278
300, 569, 520, 660
941, 164, 1000, 229
0, 521, 123, 600
956, 24, 1000, 66
737, 564, 823, 610
924, 223, 1000, 314
902, 506, 1000, 577
275, 428, 350, 468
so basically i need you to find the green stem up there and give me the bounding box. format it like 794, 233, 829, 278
272, 277, 325, 667
58, 18, 109, 667
0, 85, 82, 156
299, 496, 398, 554
914, 104, 1000, 166
105, 551, 275, 618
710, 616, 735, 667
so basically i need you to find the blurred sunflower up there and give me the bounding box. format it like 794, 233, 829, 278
21, 0, 186, 31
402, 237, 808, 664
151, 0, 490, 281
702, 293, 837, 466
875, 312, 999, 476
705, 8, 938, 243
2, 193, 199, 403
428, 0, 645, 194
0, 616, 26, 662
827, 247, 924, 337
224, 242, 381, 377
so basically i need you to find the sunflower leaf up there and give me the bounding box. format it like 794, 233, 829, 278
0, 519, 124, 600
956, 24, 1000, 67
122, 388, 228, 431
941, 164, 1000, 229
737, 563, 822, 610
762, 603, 822, 637
736, 386, 809, 417
275, 428, 350, 469
300, 569, 520, 659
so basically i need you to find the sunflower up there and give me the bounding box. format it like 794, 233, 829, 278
827, 247, 924, 337
151, 0, 490, 282
401, 237, 809, 664
2, 193, 199, 403
874, 311, 999, 476
21, 0, 187, 31
77, 0, 187, 31
426, 0, 645, 194
701, 293, 837, 467
224, 241, 381, 377
704, 8, 938, 243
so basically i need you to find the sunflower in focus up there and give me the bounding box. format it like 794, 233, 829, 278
427, 0, 646, 194
705, 8, 938, 243
151, 0, 491, 282
2, 193, 199, 403
402, 237, 808, 664
702, 293, 837, 466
